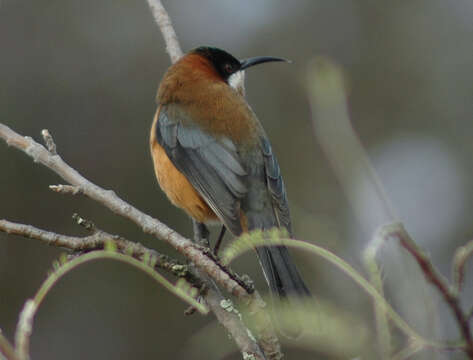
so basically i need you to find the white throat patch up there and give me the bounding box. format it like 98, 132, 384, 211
228, 70, 246, 97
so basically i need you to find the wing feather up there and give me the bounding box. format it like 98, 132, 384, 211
261, 137, 292, 235
156, 105, 247, 234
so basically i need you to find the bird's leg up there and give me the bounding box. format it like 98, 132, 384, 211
191, 220, 253, 294
213, 226, 226, 256
185, 220, 212, 316
192, 219, 210, 247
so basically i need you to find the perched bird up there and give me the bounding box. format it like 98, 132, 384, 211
150, 46, 310, 303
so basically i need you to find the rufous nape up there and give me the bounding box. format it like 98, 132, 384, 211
150, 46, 310, 317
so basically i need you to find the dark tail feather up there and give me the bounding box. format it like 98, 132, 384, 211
256, 245, 310, 299
256, 244, 310, 338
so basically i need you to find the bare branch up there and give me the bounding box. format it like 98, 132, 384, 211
0, 123, 248, 297
1, 2, 280, 358
307, 56, 473, 359
0, 218, 199, 284
0, 124, 280, 358
244, 292, 282, 360
202, 288, 268, 360
191, 225, 276, 360
0, 220, 269, 359
386, 224, 473, 358
146, 0, 183, 63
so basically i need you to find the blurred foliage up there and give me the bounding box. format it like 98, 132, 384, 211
1, 1, 473, 359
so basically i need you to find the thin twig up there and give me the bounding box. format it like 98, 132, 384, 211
13, 250, 208, 360
363, 232, 391, 359
0, 124, 248, 298
146, 0, 183, 63
453, 238, 473, 294
391, 341, 424, 360
369, 222, 473, 357
191, 220, 275, 360
0, 219, 198, 284
390, 225, 473, 358
0, 124, 278, 358
307, 57, 473, 359
14, 300, 36, 360
0, 330, 19, 360
1, 2, 278, 359
199, 282, 268, 360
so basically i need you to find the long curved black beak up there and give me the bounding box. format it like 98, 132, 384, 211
239, 56, 290, 71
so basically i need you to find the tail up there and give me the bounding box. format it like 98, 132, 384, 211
253, 227, 311, 338
241, 140, 311, 336
247, 210, 310, 300
255, 245, 311, 299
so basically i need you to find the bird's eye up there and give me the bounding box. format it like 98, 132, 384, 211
224, 63, 234, 74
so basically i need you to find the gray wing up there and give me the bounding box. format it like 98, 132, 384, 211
156, 104, 247, 234
261, 137, 292, 235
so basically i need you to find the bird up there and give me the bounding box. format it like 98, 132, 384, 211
150, 46, 310, 305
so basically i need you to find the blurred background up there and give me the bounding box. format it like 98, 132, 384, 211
1, 0, 472, 359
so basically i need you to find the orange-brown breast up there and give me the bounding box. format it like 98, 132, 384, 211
149, 108, 218, 223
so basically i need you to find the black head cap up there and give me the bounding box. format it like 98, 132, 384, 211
192, 46, 242, 81
192, 46, 289, 83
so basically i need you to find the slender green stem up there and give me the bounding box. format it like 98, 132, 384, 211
0, 331, 19, 360
14, 251, 208, 360
33, 251, 207, 312
453, 238, 473, 294
364, 245, 391, 359
391, 341, 423, 360
223, 231, 422, 343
